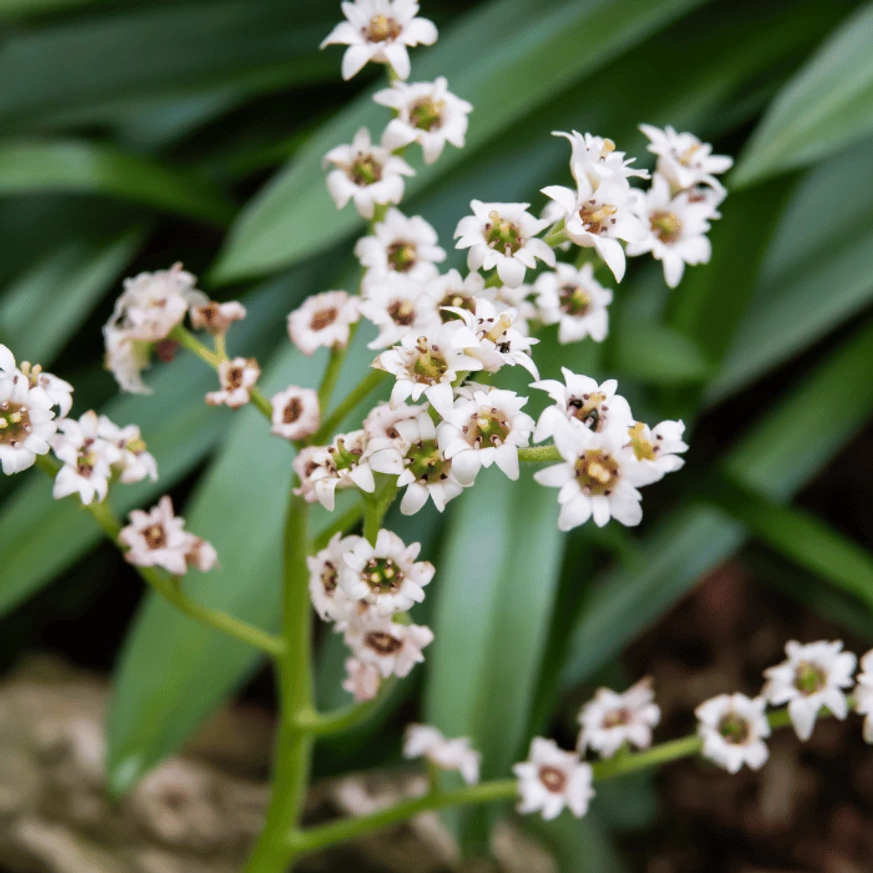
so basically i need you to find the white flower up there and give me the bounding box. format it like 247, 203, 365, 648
534, 263, 612, 344
323, 128, 415, 219
342, 657, 382, 702
363, 400, 424, 442
542, 176, 646, 283
393, 409, 466, 514
293, 445, 338, 506
344, 614, 434, 678
422, 269, 488, 321
534, 424, 661, 530
288, 291, 360, 356
103, 328, 152, 394
96, 416, 159, 484
205, 357, 261, 409
553, 130, 648, 188
532, 370, 634, 443
373, 323, 482, 418
356, 208, 446, 285
437, 388, 533, 485
188, 298, 247, 335
0, 347, 57, 475
359, 273, 441, 349
271, 386, 320, 441
376, 77, 472, 163
51, 411, 120, 505
454, 200, 555, 288
625, 173, 715, 288
626, 419, 688, 476
118, 496, 216, 576
403, 724, 481, 785
340, 528, 435, 616
696, 693, 771, 774
854, 650, 873, 744
320, 0, 438, 81
513, 738, 594, 821
17, 362, 74, 418
762, 640, 856, 741
639, 124, 733, 192
308, 533, 362, 622
577, 678, 660, 758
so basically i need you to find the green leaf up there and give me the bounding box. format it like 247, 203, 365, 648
0, 140, 234, 224
0, 0, 104, 18
610, 315, 711, 384
0, 231, 142, 365
213, 0, 707, 283
734, 2, 873, 185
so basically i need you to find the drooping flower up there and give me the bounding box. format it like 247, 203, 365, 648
323, 128, 415, 219
853, 649, 873, 744
51, 411, 120, 505
696, 693, 771, 774
639, 124, 733, 192
342, 657, 382, 702
355, 208, 446, 285
454, 200, 555, 288
553, 130, 648, 188
577, 678, 660, 758
320, 0, 438, 81
308, 533, 362, 622
533, 262, 612, 344
271, 386, 320, 441
344, 614, 434, 678
376, 77, 473, 163
205, 357, 261, 409
762, 640, 857, 741
626, 419, 688, 476
359, 273, 441, 349
513, 738, 594, 821
288, 291, 360, 356
403, 724, 481, 784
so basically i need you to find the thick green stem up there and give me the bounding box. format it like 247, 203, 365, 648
295, 677, 397, 736
362, 477, 399, 545
318, 340, 352, 412
518, 445, 561, 463
310, 369, 387, 445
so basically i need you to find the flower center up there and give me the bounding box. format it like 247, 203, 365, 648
650, 210, 682, 244
538, 766, 567, 794
283, 397, 304, 424
406, 439, 451, 485
628, 422, 657, 461
575, 449, 620, 496
387, 241, 418, 273
678, 142, 701, 167
310, 307, 339, 332
76, 453, 97, 479
438, 291, 476, 322
350, 156, 383, 185
602, 707, 632, 729
794, 661, 827, 695
411, 339, 448, 384
718, 714, 750, 744
465, 408, 510, 448
484, 211, 523, 255
578, 200, 617, 235
388, 299, 416, 326
321, 561, 338, 593
365, 631, 403, 655
143, 523, 167, 550
567, 392, 607, 430
363, 557, 405, 593
409, 98, 444, 131
0, 401, 32, 447
365, 14, 402, 42
226, 366, 245, 389
559, 283, 590, 317
329, 436, 363, 471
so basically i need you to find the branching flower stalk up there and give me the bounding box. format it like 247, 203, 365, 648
3, 3, 872, 872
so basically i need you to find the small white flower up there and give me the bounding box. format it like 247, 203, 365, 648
534, 263, 612, 344
534, 424, 661, 530
854, 650, 873, 744
373, 322, 482, 418
188, 298, 247, 335
344, 614, 434, 678
696, 693, 771, 774
639, 124, 733, 192
513, 738, 594, 821
356, 208, 446, 285
626, 174, 715, 288
578, 678, 660, 758
320, 0, 438, 81
288, 290, 360, 356
103, 328, 153, 394
308, 533, 362, 622
376, 77, 473, 163
403, 724, 481, 785
342, 657, 382, 702
763, 640, 857, 741
271, 386, 320, 441
340, 528, 435, 616
363, 400, 424, 442
359, 273, 441, 349
542, 177, 646, 283
51, 411, 120, 505
17, 362, 74, 418
454, 200, 555, 288
323, 128, 415, 219
437, 387, 533, 486
293, 445, 338, 506
422, 269, 488, 321
205, 357, 260, 409
532, 370, 634, 444
553, 130, 648, 189
626, 419, 688, 476
393, 408, 466, 514
118, 496, 215, 576
96, 416, 159, 484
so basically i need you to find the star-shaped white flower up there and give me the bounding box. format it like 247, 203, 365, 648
51, 410, 121, 505
205, 357, 261, 409
553, 130, 648, 189
534, 262, 612, 345
626, 419, 688, 476
513, 738, 594, 821
344, 614, 434, 678
639, 124, 733, 192
356, 208, 446, 286
577, 678, 660, 758
96, 416, 159, 485
404, 724, 481, 785
696, 693, 771, 774
359, 273, 441, 349
288, 290, 360, 356
271, 386, 320, 441
308, 533, 361, 622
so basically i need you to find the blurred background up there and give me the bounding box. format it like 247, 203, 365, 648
1, 0, 873, 870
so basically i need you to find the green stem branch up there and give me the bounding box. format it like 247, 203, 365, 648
518, 445, 561, 463
295, 678, 397, 737
311, 369, 387, 445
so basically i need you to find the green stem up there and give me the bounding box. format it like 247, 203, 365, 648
312, 501, 365, 552
318, 341, 351, 412
295, 677, 397, 737
590, 735, 702, 781
310, 369, 387, 445
518, 445, 561, 463
362, 477, 398, 546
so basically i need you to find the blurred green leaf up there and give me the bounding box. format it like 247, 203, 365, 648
0, 0, 104, 18
610, 316, 712, 384
734, 1, 873, 185
0, 140, 234, 223
213, 0, 707, 283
